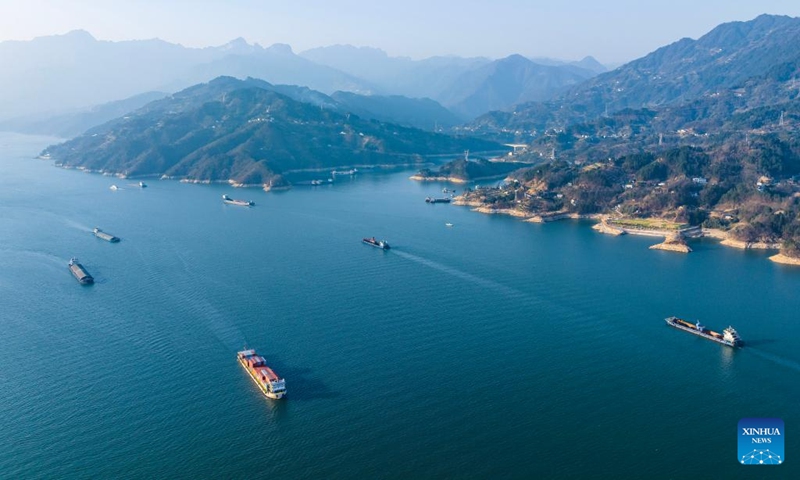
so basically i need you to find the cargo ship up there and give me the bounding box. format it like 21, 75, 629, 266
363, 237, 390, 250
237, 349, 286, 399
665, 317, 742, 347
68, 258, 94, 285
222, 194, 254, 207
425, 197, 451, 203
93, 228, 120, 243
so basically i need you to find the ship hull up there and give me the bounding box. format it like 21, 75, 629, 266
94, 231, 120, 242
362, 239, 390, 250
665, 318, 739, 347
69, 262, 94, 285
222, 195, 254, 207
238, 357, 285, 399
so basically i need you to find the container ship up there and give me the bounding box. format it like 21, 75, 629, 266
665, 317, 742, 347
425, 197, 451, 203
222, 194, 254, 207
93, 228, 120, 243
68, 258, 94, 285
237, 349, 286, 399
363, 237, 390, 250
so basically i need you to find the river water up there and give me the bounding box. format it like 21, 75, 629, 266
0, 133, 797, 478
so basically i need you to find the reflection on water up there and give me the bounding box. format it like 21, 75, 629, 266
719, 344, 735, 372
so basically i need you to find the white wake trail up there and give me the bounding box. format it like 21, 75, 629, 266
393, 249, 526, 299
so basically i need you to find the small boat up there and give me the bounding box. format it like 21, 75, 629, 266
363, 237, 390, 250
332, 168, 358, 175
445, 223, 454, 227
222, 194, 254, 207
138, 181, 148, 188
425, 197, 451, 204
237, 349, 286, 399
68, 258, 94, 285
93, 228, 120, 243
109, 185, 119, 191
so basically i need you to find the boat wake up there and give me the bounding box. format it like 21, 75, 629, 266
393, 250, 526, 299
63, 218, 93, 232
195, 298, 247, 351
746, 348, 800, 373
0, 248, 65, 269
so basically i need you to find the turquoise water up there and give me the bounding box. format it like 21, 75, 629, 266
0, 132, 798, 478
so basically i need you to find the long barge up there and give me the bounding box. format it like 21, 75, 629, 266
93, 228, 120, 243
222, 194, 254, 207
68, 258, 94, 285
425, 197, 451, 204
237, 349, 286, 399
363, 237, 390, 250
665, 316, 742, 347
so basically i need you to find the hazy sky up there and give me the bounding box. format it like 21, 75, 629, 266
1, 0, 799, 63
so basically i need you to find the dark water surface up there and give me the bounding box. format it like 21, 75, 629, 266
1, 133, 797, 478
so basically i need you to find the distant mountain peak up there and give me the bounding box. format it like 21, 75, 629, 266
224, 37, 249, 48
572, 56, 607, 74
266, 43, 294, 55
63, 29, 96, 40
218, 37, 263, 54
500, 53, 532, 64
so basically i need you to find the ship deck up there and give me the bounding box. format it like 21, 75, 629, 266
238, 356, 284, 399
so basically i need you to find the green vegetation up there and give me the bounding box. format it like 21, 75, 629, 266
455, 16, 800, 256
415, 158, 524, 182
607, 219, 688, 231
461, 142, 800, 252
43, 77, 501, 187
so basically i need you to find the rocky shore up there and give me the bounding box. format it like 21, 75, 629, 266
769, 253, 800, 266
718, 238, 781, 250
450, 194, 800, 263
592, 221, 626, 236
525, 212, 592, 223
409, 174, 467, 184
452, 198, 597, 223
649, 233, 692, 253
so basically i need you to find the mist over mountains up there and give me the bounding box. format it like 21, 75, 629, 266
12, 13, 800, 251
0, 30, 605, 133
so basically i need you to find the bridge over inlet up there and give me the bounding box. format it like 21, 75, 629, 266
504, 144, 528, 154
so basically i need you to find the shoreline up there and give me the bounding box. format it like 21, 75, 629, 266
769, 253, 800, 266
718, 238, 780, 250
51, 161, 426, 192
409, 172, 512, 184
451, 196, 793, 263
410, 174, 467, 184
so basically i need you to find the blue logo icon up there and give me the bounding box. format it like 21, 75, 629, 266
739, 418, 784, 465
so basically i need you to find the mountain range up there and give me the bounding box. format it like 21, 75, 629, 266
469, 14, 800, 138
42, 77, 502, 188
0, 30, 605, 131
20, 13, 800, 252
300, 45, 602, 118
452, 14, 800, 254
